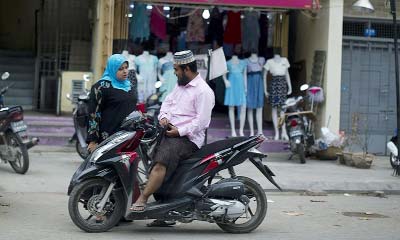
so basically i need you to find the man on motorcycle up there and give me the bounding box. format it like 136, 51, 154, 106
130, 50, 215, 215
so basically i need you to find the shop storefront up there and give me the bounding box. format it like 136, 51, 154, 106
115, 0, 321, 131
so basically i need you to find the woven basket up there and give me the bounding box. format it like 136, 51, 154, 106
316, 146, 342, 160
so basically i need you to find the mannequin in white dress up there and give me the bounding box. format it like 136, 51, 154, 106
135, 50, 158, 102
263, 53, 292, 140
223, 55, 247, 137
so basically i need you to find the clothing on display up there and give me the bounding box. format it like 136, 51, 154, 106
242, 11, 260, 53
129, 3, 150, 42
150, 6, 167, 40
195, 54, 208, 80
121, 50, 136, 70
246, 57, 265, 109
207, 7, 224, 47
264, 57, 290, 76
224, 59, 247, 107
158, 53, 177, 102
186, 9, 205, 42
223, 11, 242, 44
258, 13, 269, 57
268, 75, 288, 108
135, 52, 159, 102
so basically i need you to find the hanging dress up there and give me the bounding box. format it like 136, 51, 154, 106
158, 60, 177, 102
242, 11, 260, 53
150, 6, 167, 40
129, 3, 150, 42
223, 11, 242, 44
135, 54, 158, 101
224, 59, 247, 106
246, 57, 266, 109
186, 9, 205, 42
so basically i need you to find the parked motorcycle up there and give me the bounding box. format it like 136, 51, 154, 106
0, 72, 39, 174
67, 111, 281, 233
387, 135, 400, 172
280, 84, 317, 163
66, 90, 90, 159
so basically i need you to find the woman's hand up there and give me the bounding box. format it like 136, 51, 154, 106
87, 142, 98, 153
159, 118, 170, 127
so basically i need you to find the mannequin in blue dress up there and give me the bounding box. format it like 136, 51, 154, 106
223, 55, 247, 137
157, 51, 177, 101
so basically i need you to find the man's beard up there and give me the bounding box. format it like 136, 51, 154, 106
177, 74, 191, 86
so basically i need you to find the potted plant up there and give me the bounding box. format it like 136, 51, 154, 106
337, 113, 375, 169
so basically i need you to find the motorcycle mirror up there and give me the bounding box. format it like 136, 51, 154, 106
66, 93, 72, 100
83, 74, 91, 82
1, 72, 10, 80
154, 81, 162, 89
300, 84, 309, 91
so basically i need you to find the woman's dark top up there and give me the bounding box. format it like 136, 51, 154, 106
86, 79, 137, 143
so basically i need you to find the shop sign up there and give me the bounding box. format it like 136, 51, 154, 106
146, 0, 315, 9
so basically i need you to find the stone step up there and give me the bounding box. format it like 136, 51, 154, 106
0, 63, 35, 73
0, 49, 35, 57
5, 88, 34, 97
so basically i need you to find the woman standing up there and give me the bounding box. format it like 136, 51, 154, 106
86, 54, 137, 152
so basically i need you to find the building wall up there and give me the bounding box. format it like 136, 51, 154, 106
0, 0, 41, 51
344, 0, 400, 19
294, 0, 343, 133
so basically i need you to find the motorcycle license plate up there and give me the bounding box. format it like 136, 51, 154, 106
11, 120, 28, 133
289, 130, 303, 137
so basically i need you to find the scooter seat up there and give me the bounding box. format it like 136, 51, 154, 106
191, 137, 249, 159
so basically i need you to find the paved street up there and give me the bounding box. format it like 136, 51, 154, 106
0, 146, 399, 240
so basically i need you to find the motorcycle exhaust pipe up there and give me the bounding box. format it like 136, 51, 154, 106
26, 137, 40, 150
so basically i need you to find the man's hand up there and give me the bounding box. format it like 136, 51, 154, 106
87, 141, 98, 153
159, 118, 170, 127
166, 124, 180, 137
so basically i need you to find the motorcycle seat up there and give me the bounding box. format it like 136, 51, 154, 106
0, 110, 8, 118
190, 137, 249, 159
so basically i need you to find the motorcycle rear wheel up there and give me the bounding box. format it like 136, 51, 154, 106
7, 131, 29, 174
390, 153, 400, 169
75, 141, 89, 159
216, 176, 267, 233
297, 143, 306, 164
68, 178, 125, 233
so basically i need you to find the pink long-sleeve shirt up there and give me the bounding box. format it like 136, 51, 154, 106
158, 74, 215, 148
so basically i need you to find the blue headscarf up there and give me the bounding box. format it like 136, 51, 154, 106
100, 54, 131, 92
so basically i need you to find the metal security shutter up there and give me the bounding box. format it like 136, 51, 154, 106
341, 17, 400, 154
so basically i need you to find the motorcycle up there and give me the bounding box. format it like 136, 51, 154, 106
0, 72, 39, 174
280, 84, 317, 164
67, 111, 281, 233
66, 90, 90, 159
138, 81, 165, 125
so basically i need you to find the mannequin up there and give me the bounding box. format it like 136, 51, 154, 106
223, 55, 247, 137
263, 50, 292, 140
246, 53, 266, 136
135, 50, 158, 102
157, 51, 177, 101
122, 50, 139, 99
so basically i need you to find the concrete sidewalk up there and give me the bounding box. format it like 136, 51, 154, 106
28, 146, 400, 194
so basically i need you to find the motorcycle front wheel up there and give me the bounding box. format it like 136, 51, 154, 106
68, 178, 125, 233
216, 176, 267, 233
75, 141, 89, 159
7, 131, 29, 174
